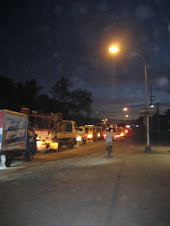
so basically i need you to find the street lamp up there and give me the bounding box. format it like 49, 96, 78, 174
109, 45, 151, 152
109, 46, 119, 53
123, 107, 128, 112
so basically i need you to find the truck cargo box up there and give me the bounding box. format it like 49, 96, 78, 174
0, 109, 37, 167
0, 109, 28, 152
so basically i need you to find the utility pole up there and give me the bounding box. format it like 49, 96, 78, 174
149, 86, 155, 137
157, 103, 159, 137
150, 86, 154, 106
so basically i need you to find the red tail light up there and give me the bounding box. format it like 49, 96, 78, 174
87, 133, 93, 139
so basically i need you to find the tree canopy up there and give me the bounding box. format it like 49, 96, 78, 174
51, 77, 93, 120
0, 75, 94, 124
51, 77, 72, 102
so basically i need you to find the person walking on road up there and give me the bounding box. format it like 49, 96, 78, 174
105, 128, 114, 156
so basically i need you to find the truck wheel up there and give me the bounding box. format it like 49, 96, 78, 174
58, 141, 62, 152
5, 157, 12, 167
68, 142, 74, 149
26, 152, 33, 161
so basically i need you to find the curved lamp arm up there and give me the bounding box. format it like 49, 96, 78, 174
120, 50, 148, 109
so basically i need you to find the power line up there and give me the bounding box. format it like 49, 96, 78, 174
158, 94, 170, 103
153, 92, 169, 104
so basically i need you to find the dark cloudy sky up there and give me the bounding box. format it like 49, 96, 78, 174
0, 0, 170, 119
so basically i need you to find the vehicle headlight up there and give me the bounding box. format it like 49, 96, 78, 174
76, 136, 82, 142
36, 140, 42, 147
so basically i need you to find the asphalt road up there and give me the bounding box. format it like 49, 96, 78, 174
0, 139, 170, 226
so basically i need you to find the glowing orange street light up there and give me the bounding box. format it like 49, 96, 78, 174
123, 107, 128, 112
109, 45, 151, 152
109, 46, 119, 53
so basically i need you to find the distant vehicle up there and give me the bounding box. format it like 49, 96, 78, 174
114, 126, 130, 140
103, 125, 131, 141
101, 128, 107, 140
0, 109, 37, 167
85, 125, 102, 142
121, 128, 130, 137
28, 112, 77, 151
76, 126, 86, 144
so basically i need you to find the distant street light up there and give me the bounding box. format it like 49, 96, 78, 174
102, 118, 108, 124
123, 107, 128, 112
125, 115, 129, 118
109, 45, 151, 152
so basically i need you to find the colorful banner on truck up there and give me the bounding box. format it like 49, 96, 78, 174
2, 112, 27, 151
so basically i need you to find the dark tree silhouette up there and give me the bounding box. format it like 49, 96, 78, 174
35, 94, 59, 113
50, 77, 93, 121
51, 76, 72, 102
0, 75, 95, 124
70, 88, 93, 117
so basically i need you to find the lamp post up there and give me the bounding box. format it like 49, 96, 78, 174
109, 46, 151, 152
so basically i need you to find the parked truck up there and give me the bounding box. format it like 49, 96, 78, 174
0, 109, 37, 167
28, 112, 77, 151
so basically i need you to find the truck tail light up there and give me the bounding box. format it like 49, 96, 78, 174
87, 133, 93, 139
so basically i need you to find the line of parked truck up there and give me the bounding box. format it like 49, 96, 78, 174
0, 108, 131, 167
0, 109, 105, 167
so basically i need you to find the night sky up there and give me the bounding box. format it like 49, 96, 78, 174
0, 0, 170, 119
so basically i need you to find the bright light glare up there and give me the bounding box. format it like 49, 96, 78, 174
125, 115, 129, 118
87, 134, 93, 139
123, 107, 128, 111
109, 46, 119, 53
50, 142, 58, 150
76, 136, 82, 142
126, 124, 130, 128
36, 141, 42, 147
